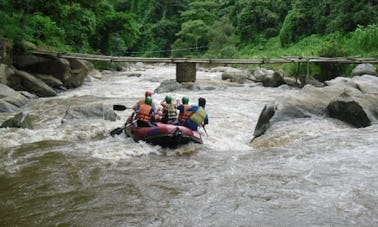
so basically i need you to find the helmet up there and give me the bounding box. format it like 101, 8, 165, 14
165, 95, 172, 104
145, 96, 152, 105
182, 96, 189, 104
145, 91, 153, 97
198, 97, 206, 107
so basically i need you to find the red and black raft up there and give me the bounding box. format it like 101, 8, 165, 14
125, 121, 203, 147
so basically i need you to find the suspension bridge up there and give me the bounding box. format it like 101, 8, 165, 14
30, 50, 378, 82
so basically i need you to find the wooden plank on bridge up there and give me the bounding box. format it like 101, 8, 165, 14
31, 51, 378, 64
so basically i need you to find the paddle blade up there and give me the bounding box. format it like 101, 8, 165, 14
110, 127, 124, 137
113, 105, 128, 111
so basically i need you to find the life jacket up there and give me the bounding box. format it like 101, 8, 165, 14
178, 104, 192, 122
165, 104, 178, 119
137, 103, 152, 122
189, 107, 206, 126
132, 98, 145, 111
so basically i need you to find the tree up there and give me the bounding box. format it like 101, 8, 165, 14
91, 11, 140, 55
59, 3, 97, 52
119, 0, 189, 57
207, 17, 239, 58
234, 0, 290, 44
171, 0, 220, 57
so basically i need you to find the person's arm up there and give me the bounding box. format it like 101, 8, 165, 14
187, 105, 198, 112
132, 100, 140, 111
177, 104, 184, 114
149, 108, 155, 121
204, 114, 209, 125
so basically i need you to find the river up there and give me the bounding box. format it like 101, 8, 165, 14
1, 64, 377, 226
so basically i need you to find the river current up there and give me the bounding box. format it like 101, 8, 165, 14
1, 64, 377, 226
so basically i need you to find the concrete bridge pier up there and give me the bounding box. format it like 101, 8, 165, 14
176, 62, 196, 83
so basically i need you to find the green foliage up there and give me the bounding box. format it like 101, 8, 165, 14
176, 20, 208, 46
234, 0, 287, 44
90, 60, 124, 71
206, 17, 239, 58
24, 13, 66, 48
181, 0, 218, 24
0, 11, 25, 41
348, 24, 378, 56
280, 0, 377, 47
327, 0, 377, 33
133, 19, 179, 57
315, 33, 349, 81
171, 0, 221, 57
0, 0, 376, 60
59, 4, 96, 52
91, 12, 140, 55
119, 0, 188, 57
279, 10, 307, 47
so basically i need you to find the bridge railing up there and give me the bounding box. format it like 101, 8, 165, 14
30, 50, 378, 83
31, 51, 378, 64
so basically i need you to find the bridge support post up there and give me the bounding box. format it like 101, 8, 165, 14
176, 62, 196, 83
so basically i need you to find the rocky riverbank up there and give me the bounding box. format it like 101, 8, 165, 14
251, 64, 378, 142
0, 51, 102, 112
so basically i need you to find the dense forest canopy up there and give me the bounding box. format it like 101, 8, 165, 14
0, 0, 377, 58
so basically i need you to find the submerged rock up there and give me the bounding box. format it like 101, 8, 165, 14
154, 79, 184, 93
1, 112, 33, 129
61, 103, 119, 123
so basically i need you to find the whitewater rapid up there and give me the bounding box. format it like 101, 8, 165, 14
1, 64, 377, 226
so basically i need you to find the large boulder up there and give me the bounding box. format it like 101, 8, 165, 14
251, 75, 378, 141
0, 99, 19, 112
61, 103, 119, 123
253, 68, 286, 87
34, 73, 64, 88
251, 104, 275, 141
13, 53, 90, 90
351, 63, 376, 77
221, 70, 251, 84
327, 92, 378, 128
13, 54, 71, 81
154, 79, 184, 93
0, 63, 15, 84
0, 83, 32, 112
64, 58, 90, 88
11, 69, 57, 97
352, 75, 378, 94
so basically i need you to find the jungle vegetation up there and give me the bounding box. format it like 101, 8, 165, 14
1, 0, 377, 77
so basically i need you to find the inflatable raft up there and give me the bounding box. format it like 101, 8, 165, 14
125, 121, 203, 147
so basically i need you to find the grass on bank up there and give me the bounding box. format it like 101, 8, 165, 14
237, 25, 377, 79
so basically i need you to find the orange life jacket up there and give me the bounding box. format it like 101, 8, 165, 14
178, 104, 192, 122
137, 103, 152, 122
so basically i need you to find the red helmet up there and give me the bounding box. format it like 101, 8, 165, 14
145, 91, 153, 97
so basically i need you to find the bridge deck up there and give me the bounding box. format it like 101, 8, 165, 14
31, 51, 378, 64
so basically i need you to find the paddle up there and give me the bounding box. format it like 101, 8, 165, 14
113, 104, 129, 111
110, 126, 125, 137
110, 105, 132, 137
110, 120, 137, 137
201, 125, 208, 137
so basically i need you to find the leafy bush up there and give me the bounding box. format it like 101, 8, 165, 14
279, 10, 307, 47
348, 24, 378, 56
24, 13, 66, 48
316, 34, 349, 81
